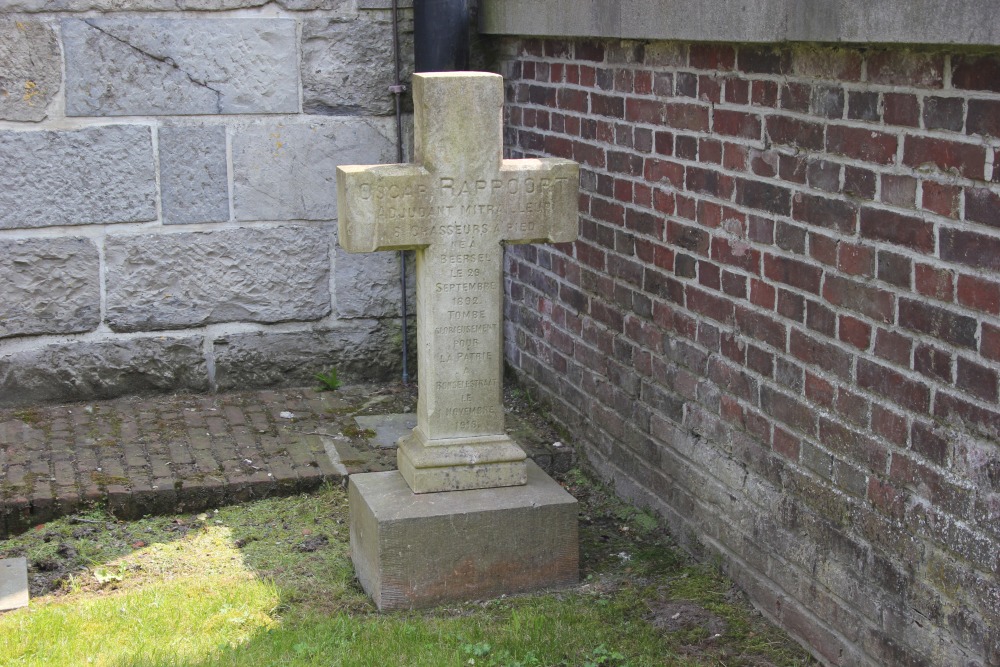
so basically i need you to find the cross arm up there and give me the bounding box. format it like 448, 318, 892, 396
336, 164, 433, 253
498, 158, 580, 245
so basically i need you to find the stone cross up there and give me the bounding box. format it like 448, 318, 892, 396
336, 72, 579, 493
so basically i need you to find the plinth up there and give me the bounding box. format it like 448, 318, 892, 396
350, 460, 578, 610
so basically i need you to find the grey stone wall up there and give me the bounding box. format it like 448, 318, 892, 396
0, 4, 415, 407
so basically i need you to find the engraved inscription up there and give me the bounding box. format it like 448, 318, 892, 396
435, 378, 497, 389
358, 183, 430, 200
433, 323, 498, 335
439, 176, 570, 197
447, 310, 486, 321
357, 171, 572, 249
435, 281, 496, 292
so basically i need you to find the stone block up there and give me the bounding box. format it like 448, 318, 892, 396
0, 19, 60, 122
277, 0, 353, 10
0, 558, 29, 611
397, 430, 528, 493
212, 321, 402, 390
354, 413, 416, 448
105, 226, 331, 332
232, 118, 396, 222
302, 15, 414, 116
349, 460, 578, 610
335, 244, 402, 318
0, 238, 100, 339
0, 337, 208, 408
0, 126, 156, 230
480, 0, 1000, 46
358, 0, 412, 7
63, 18, 298, 116
8, 0, 348, 9
159, 125, 229, 225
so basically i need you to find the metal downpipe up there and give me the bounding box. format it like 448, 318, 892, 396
392, 0, 470, 385
390, 0, 409, 384
414, 0, 469, 72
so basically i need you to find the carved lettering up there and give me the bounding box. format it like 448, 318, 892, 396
444, 405, 498, 416
434, 281, 497, 293
447, 310, 487, 321
359, 182, 431, 200
435, 378, 497, 389
433, 324, 498, 335
440, 176, 569, 197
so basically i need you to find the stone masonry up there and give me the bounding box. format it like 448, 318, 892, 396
0, 3, 416, 407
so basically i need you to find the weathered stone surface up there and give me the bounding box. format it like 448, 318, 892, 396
302, 15, 414, 116
0, 126, 156, 230
232, 118, 396, 222
336, 73, 579, 492
335, 245, 402, 319
0, 19, 60, 122
277, 0, 352, 9
358, 0, 412, 7
63, 18, 298, 116
482, 0, 1000, 46
354, 413, 417, 448
350, 461, 579, 610
8, 0, 348, 9
213, 322, 401, 390
0, 558, 29, 611
105, 226, 331, 332
0, 238, 100, 339
159, 125, 229, 225
0, 337, 208, 407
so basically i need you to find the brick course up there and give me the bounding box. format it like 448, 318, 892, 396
496, 39, 1000, 665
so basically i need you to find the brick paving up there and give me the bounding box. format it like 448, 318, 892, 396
0, 384, 411, 538
0, 383, 574, 538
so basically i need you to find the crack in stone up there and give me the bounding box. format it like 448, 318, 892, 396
83, 20, 224, 113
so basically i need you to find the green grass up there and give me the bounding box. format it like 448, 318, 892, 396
0, 473, 814, 667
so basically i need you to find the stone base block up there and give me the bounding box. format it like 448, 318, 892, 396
349, 460, 578, 610
397, 429, 527, 493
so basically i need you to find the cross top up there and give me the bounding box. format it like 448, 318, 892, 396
416, 71, 504, 180
337, 72, 579, 493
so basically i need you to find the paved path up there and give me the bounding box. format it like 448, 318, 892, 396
0, 384, 573, 538
0, 384, 410, 538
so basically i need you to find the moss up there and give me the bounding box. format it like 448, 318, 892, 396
12, 409, 42, 425
341, 425, 376, 440
90, 472, 130, 488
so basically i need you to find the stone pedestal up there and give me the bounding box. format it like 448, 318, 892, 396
396, 429, 527, 493
349, 460, 578, 610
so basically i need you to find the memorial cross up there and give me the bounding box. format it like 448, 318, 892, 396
336, 72, 579, 493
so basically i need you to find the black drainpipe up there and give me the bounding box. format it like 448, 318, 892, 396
414, 0, 469, 72
391, 0, 469, 386
390, 0, 409, 385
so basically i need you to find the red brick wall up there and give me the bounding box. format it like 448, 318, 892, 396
494, 38, 1000, 665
